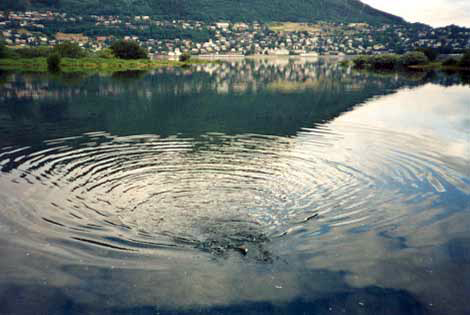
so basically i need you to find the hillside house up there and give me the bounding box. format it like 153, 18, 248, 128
55, 32, 89, 43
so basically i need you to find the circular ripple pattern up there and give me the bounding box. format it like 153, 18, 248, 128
0, 124, 468, 259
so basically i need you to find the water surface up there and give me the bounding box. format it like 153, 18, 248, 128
0, 59, 469, 315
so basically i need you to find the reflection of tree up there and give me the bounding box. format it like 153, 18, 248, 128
459, 71, 470, 85
39, 100, 68, 122
111, 70, 148, 80
51, 72, 90, 86
0, 70, 10, 85
4, 98, 68, 123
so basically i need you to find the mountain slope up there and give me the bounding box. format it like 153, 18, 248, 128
2, 0, 405, 24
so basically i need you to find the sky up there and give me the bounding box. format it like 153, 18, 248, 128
361, 0, 470, 27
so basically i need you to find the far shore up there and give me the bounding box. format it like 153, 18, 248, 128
0, 57, 215, 72
1, 54, 468, 73
0, 54, 347, 72
346, 52, 470, 72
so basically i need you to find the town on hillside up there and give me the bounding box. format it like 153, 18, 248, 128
1, 10, 469, 57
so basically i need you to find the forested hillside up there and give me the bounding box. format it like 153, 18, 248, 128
1, 0, 405, 24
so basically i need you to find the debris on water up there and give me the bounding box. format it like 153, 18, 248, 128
171, 218, 275, 262
237, 245, 248, 255
304, 213, 319, 222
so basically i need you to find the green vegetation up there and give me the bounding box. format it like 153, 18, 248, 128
3, 42, 88, 62
0, 44, 211, 72
1, 0, 405, 24
352, 54, 401, 70
7, 46, 51, 58
352, 51, 470, 71
110, 40, 148, 60
442, 57, 459, 67
399, 51, 429, 67
371, 54, 401, 69
459, 50, 470, 68
179, 52, 191, 62
95, 48, 115, 59
416, 48, 439, 62
0, 57, 213, 72
351, 56, 369, 69
0, 42, 7, 59
52, 42, 86, 58
47, 53, 61, 72
32, 20, 213, 43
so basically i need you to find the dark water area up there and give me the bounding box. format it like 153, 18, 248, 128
0, 58, 469, 315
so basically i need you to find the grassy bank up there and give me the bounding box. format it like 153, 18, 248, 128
0, 57, 212, 72
408, 62, 470, 71
348, 51, 470, 72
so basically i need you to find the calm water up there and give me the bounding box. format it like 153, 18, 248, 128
0, 59, 469, 315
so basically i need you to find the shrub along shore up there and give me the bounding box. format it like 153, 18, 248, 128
349, 50, 470, 71
0, 40, 210, 72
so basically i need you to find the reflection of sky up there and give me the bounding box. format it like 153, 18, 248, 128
289, 83, 470, 314
335, 84, 470, 159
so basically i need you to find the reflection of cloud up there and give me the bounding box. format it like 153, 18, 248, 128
0, 256, 432, 314
288, 82, 470, 314
302, 210, 470, 315
335, 84, 470, 159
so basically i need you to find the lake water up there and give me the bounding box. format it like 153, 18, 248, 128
0, 59, 469, 315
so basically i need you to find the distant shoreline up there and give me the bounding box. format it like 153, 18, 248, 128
0, 57, 214, 72
346, 52, 470, 72
167, 54, 339, 59
0, 55, 349, 72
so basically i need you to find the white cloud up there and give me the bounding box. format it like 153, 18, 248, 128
362, 0, 470, 27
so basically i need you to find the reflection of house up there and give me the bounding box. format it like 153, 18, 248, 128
55, 32, 89, 43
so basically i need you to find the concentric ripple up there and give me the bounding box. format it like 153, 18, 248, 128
0, 122, 468, 260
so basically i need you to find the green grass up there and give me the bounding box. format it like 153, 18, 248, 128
351, 54, 470, 72
409, 62, 470, 71
0, 57, 213, 72
0, 58, 48, 72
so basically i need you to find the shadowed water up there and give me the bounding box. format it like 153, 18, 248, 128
0, 59, 469, 315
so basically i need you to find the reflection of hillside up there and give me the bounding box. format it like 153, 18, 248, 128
0, 60, 466, 101
267, 80, 320, 92
0, 59, 467, 147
